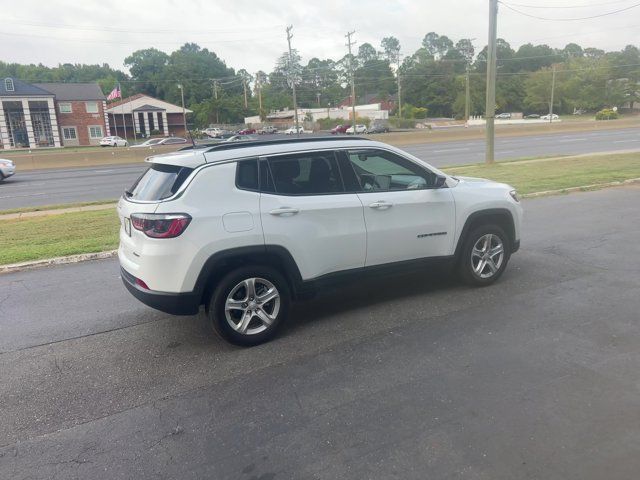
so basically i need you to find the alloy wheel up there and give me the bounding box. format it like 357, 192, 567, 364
471, 233, 505, 279
224, 277, 280, 335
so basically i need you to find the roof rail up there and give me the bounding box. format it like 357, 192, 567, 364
202, 135, 371, 153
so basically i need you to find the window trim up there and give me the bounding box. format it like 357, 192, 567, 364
59, 102, 72, 113
4, 78, 14, 92
85, 101, 99, 113
87, 125, 103, 139
259, 151, 348, 197
341, 147, 440, 193
61, 126, 78, 141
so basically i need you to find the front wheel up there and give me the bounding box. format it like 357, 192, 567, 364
208, 266, 291, 346
457, 224, 511, 286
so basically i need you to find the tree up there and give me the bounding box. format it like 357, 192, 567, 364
380, 36, 401, 63
124, 48, 169, 97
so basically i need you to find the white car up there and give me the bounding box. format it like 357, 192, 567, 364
346, 124, 368, 134
131, 138, 164, 148
131, 137, 187, 148
0, 158, 15, 181
100, 136, 128, 147
118, 137, 523, 346
284, 126, 305, 135
204, 127, 227, 138
540, 114, 559, 121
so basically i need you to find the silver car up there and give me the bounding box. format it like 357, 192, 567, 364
0, 158, 15, 181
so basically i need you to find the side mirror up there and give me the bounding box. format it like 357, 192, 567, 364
434, 175, 447, 188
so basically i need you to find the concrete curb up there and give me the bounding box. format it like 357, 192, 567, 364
0, 203, 116, 221
0, 250, 118, 275
521, 177, 640, 198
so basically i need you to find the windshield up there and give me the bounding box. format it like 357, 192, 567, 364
126, 163, 194, 201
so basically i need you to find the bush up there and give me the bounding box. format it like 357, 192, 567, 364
595, 109, 618, 120
389, 116, 416, 129
150, 129, 162, 136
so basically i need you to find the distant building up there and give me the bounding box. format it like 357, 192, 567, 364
0, 77, 107, 149
105, 94, 192, 138
244, 103, 390, 127
339, 93, 398, 112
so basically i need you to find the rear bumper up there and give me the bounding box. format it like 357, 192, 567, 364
121, 267, 200, 316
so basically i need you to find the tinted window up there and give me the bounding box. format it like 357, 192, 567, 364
259, 159, 276, 193
346, 149, 435, 191
236, 159, 259, 190
127, 163, 193, 201
267, 152, 343, 195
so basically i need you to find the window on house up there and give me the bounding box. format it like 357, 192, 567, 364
88, 126, 103, 138
62, 127, 77, 140
59, 103, 72, 113
5, 78, 14, 92
85, 102, 98, 113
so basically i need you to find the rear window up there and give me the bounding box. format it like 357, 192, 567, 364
126, 163, 193, 201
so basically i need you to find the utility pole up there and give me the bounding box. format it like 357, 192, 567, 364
549, 65, 556, 124
243, 77, 248, 109
484, 0, 498, 164
213, 80, 219, 124
346, 30, 357, 127
178, 84, 187, 137
286, 25, 300, 135
396, 49, 402, 119
465, 64, 471, 123
256, 72, 263, 119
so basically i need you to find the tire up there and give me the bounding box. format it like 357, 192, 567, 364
208, 266, 291, 346
457, 224, 511, 286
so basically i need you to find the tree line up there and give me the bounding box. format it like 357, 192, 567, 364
0, 33, 638, 126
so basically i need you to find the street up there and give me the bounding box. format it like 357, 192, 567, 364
1, 185, 639, 479
1, 126, 638, 210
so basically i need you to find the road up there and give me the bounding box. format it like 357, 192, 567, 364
1, 186, 639, 479
0, 127, 638, 210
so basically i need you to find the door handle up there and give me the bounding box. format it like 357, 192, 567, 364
369, 201, 393, 210
269, 207, 300, 216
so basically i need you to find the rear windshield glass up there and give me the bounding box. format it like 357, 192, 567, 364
126, 163, 194, 201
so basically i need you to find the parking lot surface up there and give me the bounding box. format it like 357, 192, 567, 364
1, 185, 639, 479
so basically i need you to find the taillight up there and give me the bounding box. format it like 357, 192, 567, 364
130, 213, 191, 238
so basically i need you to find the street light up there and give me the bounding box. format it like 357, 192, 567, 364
177, 84, 187, 137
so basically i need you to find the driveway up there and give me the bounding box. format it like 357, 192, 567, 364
1, 186, 639, 479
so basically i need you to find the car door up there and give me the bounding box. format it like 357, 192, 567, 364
340, 148, 456, 266
259, 151, 366, 281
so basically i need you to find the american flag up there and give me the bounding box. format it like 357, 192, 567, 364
107, 85, 121, 101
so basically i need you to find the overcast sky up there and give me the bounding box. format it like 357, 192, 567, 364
2, 0, 639, 75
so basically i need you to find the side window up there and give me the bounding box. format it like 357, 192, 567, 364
267, 152, 344, 195
259, 159, 276, 193
345, 149, 435, 192
236, 159, 259, 191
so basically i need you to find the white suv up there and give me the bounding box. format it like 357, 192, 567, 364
118, 137, 522, 345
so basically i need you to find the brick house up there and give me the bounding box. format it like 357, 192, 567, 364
34, 83, 108, 147
105, 94, 192, 139
0, 77, 108, 149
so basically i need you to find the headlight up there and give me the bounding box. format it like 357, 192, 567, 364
509, 190, 520, 203
0, 160, 13, 167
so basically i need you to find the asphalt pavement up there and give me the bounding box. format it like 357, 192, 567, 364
1, 126, 638, 210
1, 185, 639, 479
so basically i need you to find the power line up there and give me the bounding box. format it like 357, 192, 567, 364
500, 0, 640, 20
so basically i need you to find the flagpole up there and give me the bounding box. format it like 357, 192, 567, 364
120, 83, 128, 144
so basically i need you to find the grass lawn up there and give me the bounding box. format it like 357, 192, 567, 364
1, 152, 639, 266
0, 200, 115, 215
444, 152, 640, 194
0, 209, 119, 266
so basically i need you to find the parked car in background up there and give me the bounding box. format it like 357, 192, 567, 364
132, 137, 187, 148
224, 134, 258, 142
238, 128, 257, 135
204, 127, 227, 138
346, 124, 368, 134
524, 114, 540, 119
131, 138, 164, 148
495, 113, 511, 119
284, 126, 305, 135
368, 124, 390, 134
0, 158, 16, 181
159, 137, 188, 145
258, 126, 278, 135
100, 136, 128, 147
330, 124, 351, 134
540, 113, 559, 121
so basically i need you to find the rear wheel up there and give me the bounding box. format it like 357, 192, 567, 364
458, 224, 510, 286
208, 266, 290, 346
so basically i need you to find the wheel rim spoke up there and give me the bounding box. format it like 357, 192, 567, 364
237, 310, 253, 333
254, 308, 273, 326
225, 298, 245, 311
257, 288, 278, 305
